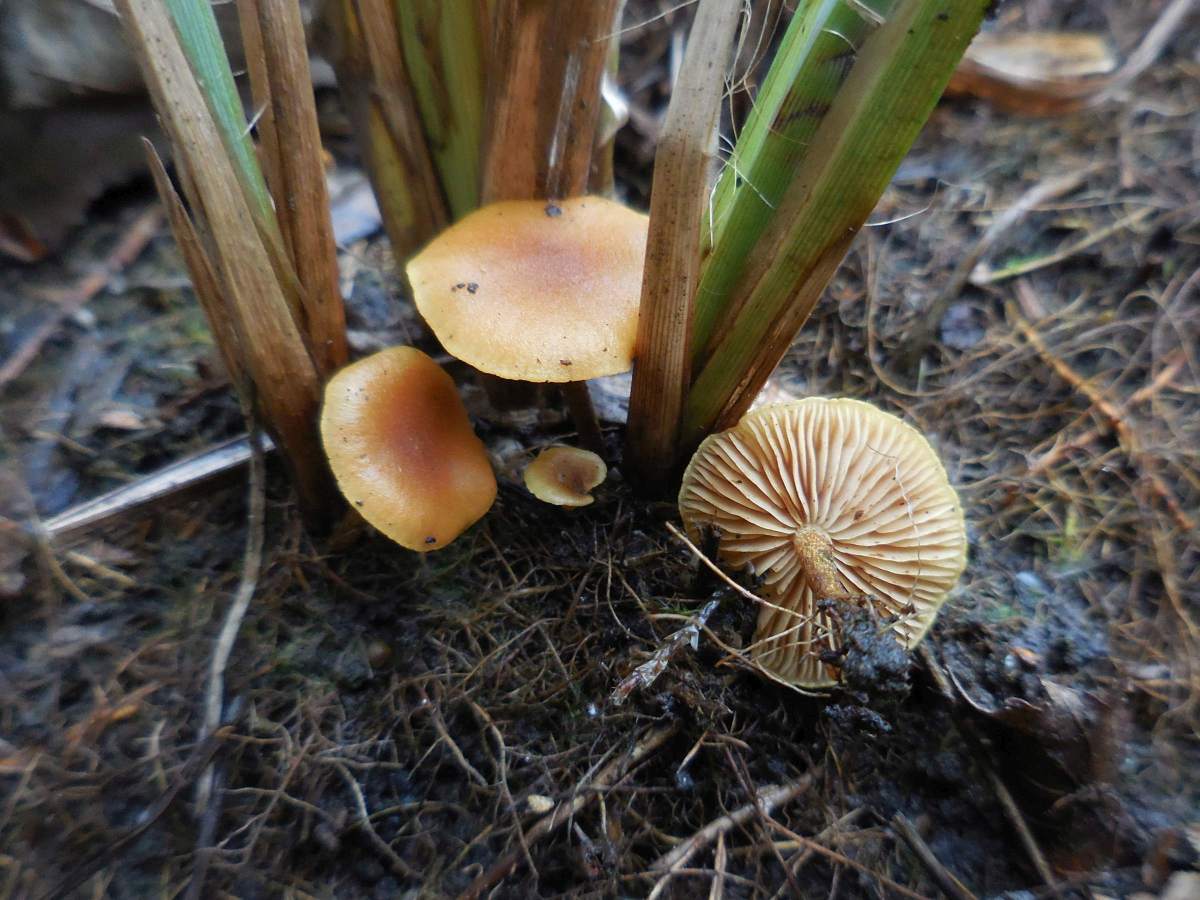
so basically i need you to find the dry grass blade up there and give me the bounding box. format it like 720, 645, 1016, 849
480, 0, 623, 201
237, 0, 347, 375
115, 0, 335, 519
323, 0, 448, 259
144, 141, 245, 392
625, 0, 742, 487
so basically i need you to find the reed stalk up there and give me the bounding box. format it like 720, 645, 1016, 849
692, 0, 893, 361
476, 0, 622, 437
323, 0, 448, 258
237, 0, 347, 376
624, 0, 741, 486
480, 0, 622, 201
395, 0, 489, 220
116, 0, 338, 521
680, 0, 989, 452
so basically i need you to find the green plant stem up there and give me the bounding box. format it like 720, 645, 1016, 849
692, 0, 895, 364
396, 0, 488, 219
681, 0, 989, 451
323, 0, 448, 259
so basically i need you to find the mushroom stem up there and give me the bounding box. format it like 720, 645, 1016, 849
792, 527, 849, 602
561, 382, 604, 456
480, 374, 541, 412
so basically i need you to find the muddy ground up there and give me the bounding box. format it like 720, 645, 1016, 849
1, 2, 1198, 898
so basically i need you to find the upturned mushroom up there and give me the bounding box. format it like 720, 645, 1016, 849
523, 446, 607, 507
320, 346, 496, 551
678, 398, 967, 687
405, 197, 648, 448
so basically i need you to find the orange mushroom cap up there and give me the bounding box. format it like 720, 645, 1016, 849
320, 347, 496, 551
405, 197, 648, 382
679, 398, 967, 687
523, 446, 607, 507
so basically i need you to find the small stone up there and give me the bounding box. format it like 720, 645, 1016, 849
367, 640, 392, 668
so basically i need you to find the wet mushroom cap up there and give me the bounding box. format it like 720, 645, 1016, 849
405, 197, 649, 382
679, 398, 967, 687
320, 346, 497, 552
523, 446, 607, 507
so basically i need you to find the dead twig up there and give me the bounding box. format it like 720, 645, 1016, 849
610, 597, 719, 706
918, 646, 1065, 900
971, 205, 1155, 285
891, 813, 978, 900
459, 723, 677, 899
44, 434, 272, 540
748, 812, 934, 900
647, 771, 817, 898
195, 428, 267, 814
767, 808, 866, 900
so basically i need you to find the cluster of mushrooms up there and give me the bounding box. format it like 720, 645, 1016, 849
320, 197, 968, 688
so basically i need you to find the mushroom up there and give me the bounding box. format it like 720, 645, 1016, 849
405, 196, 648, 448
523, 446, 607, 507
678, 398, 967, 687
320, 346, 496, 551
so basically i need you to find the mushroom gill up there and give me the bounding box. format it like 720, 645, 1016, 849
678, 398, 967, 687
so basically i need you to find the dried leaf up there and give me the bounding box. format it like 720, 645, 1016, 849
947, 31, 1118, 115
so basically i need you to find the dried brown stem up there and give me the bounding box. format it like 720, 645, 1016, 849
480, 0, 622, 202
145, 143, 245, 391
116, 0, 337, 522
625, 0, 741, 488
238, 0, 347, 375
476, 0, 621, 431
561, 382, 604, 455
323, 0, 448, 259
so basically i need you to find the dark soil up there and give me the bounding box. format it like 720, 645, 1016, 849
1, 2, 1198, 898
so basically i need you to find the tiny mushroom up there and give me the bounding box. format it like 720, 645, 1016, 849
524, 446, 607, 507
405, 197, 648, 384
678, 398, 967, 687
320, 346, 496, 551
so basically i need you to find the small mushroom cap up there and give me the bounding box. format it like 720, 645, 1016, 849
320, 346, 497, 551
679, 398, 967, 687
406, 197, 648, 382
523, 446, 607, 507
